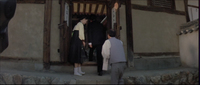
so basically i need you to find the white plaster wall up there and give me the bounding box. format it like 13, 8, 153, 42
120, 5, 127, 59
188, 0, 199, 21
132, 9, 186, 53
126, 0, 186, 53
188, 0, 199, 6
179, 31, 199, 68
1, 4, 44, 61
175, 0, 185, 11
50, 0, 60, 61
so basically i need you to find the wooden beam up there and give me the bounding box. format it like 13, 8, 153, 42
134, 52, 179, 56
147, 0, 152, 6
83, 3, 87, 14
184, 0, 190, 22
72, 0, 107, 2
101, 4, 106, 15
17, 0, 45, 4
95, 4, 99, 14
188, 5, 199, 8
0, 56, 39, 61
77, 3, 80, 14
72, 0, 107, 4
171, 0, 176, 9
89, 4, 92, 14
73, 1, 106, 4
43, 0, 52, 70
72, 1, 75, 14
125, 0, 134, 66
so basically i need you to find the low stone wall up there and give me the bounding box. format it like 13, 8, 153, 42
0, 73, 69, 84
0, 70, 199, 84
124, 70, 199, 84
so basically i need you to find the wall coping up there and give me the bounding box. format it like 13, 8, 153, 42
177, 19, 199, 35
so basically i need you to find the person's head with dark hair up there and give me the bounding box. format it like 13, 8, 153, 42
0, 0, 16, 53
107, 29, 116, 39
90, 14, 96, 21
79, 15, 88, 25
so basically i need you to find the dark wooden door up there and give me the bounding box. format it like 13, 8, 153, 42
59, 0, 72, 63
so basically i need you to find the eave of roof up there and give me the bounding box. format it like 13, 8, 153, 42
177, 19, 199, 35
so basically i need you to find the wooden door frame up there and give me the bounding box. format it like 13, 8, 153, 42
110, 0, 120, 39
109, 0, 134, 66
49, 0, 73, 66
125, 0, 134, 67
59, 0, 72, 63
43, 0, 134, 69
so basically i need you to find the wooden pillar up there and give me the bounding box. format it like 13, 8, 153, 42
184, 0, 190, 22
125, 0, 134, 67
59, 0, 65, 62
115, 1, 120, 39
110, 0, 120, 39
69, 1, 73, 37
107, 1, 111, 30
64, 0, 73, 63
43, 0, 52, 70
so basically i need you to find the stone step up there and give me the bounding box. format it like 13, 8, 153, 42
134, 56, 181, 70
0, 56, 181, 71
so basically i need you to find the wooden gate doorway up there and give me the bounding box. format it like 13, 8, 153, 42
71, 0, 108, 65
44, 0, 125, 69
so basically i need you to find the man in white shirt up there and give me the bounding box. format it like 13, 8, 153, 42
102, 30, 127, 84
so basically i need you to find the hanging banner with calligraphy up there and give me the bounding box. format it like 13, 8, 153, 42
64, 3, 69, 26
111, 8, 116, 30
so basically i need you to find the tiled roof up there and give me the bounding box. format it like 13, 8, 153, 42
177, 19, 199, 35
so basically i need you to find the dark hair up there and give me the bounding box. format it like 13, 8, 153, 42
79, 15, 88, 21
107, 29, 116, 37
90, 14, 96, 21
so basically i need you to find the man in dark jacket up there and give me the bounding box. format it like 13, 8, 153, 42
88, 14, 106, 76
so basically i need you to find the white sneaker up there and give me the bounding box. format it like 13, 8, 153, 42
78, 67, 85, 75
79, 71, 85, 75
74, 67, 82, 76
74, 72, 82, 76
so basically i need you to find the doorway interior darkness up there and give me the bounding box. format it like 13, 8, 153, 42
71, 1, 108, 65
44, 0, 133, 69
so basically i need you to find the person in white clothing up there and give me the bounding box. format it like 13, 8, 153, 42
102, 29, 127, 84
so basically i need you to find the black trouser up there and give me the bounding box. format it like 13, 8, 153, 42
89, 47, 95, 61
89, 44, 103, 73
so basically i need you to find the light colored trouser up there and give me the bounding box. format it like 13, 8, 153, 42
111, 62, 127, 84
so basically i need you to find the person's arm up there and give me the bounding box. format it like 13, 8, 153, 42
78, 23, 85, 46
102, 40, 111, 59
79, 23, 85, 40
